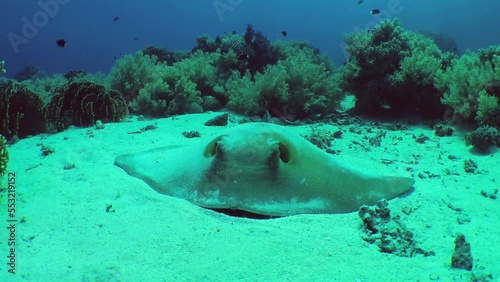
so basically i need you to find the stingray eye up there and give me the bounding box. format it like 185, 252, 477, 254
268, 142, 291, 168
204, 136, 224, 158
278, 142, 290, 163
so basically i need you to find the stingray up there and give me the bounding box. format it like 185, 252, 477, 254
115, 122, 414, 216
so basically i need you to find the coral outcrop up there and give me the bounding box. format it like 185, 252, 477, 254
358, 199, 432, 257
435, 46, 500, 127
0, 80, 46, 139
341, 19, 447, 118
45, 80, 128, 131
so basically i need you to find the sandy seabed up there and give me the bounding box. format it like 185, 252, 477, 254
0, 111, 499, 282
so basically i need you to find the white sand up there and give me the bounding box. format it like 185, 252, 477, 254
1, 111, 499, 281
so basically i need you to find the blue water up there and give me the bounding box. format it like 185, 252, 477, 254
1, 0, 500, 77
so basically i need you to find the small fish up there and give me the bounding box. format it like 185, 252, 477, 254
370, 9, 380, 15
113, 17, 120, 21
281, 31, 287, 37
133, 37, 139, 40
238, 54, 250, 60
357, 0, 363, 4
56, 39, 67, 47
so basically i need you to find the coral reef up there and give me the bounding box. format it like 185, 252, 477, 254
45, 80, 128, 131
142, 45, 189, 65
14, 21, 500, 153
113, 50, 224, 117
192, 34, 219, 54
127, 51, 215, 116
192, 25, 279, 76
225, 68, 285, 116
129, 77, 172, 117
110, 26, 343, 119
169, 50, 220, 107
242, 24, 279, 74
108, 51, 162, 103
341, 19, 446, 118
435, 46, 500, 127
225, 41, 343, 118
0, 80, 46, 139
167, 76, 203, 114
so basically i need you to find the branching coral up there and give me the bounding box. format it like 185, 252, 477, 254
225, 41, 343, 118
341, 19, 446, 118
225, 67, 289, 116
142, 45, 189, 65
435, 47, 500, 127
221, 33, 255, 59
389, 35, 444, 86
216, 48, 248, 81
106, 27, 341, 119
192, 34, 219, 54
225, 70, 261, 115
278, 43, 343, 118
129, 79, 172, 116
129, 50, 223, 117
196, 25, 278, 75
172, 50, 220, 96
168, 76, 203, 114
108, 51, 163, 103
477, 89, 500, 126
242, 24, 278, 74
